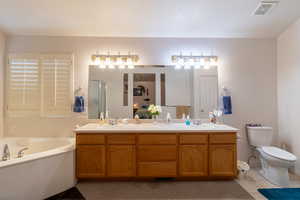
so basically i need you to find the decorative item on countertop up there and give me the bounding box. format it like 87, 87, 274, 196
209, 112, 217, 124
148, 104, 162, 121
221, 87, 232, 115
213, 109, 223, 124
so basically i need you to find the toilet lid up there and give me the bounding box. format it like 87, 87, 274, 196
262, 146, 297, 161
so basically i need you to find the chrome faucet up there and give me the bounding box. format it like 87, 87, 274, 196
2, 144, 10, 161
17, 147, 28, 158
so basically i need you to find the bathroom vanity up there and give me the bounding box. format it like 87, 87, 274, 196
75, 123, 239, 180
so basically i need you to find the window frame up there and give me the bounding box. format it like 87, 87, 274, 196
6, 53, 74, 118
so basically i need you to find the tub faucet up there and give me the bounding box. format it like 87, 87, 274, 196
2, 144, 10, 161
17, 147, 29, 158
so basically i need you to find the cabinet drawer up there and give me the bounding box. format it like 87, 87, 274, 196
138, 134, 177, 145
77, 134, 105, 145
107, 135, 136, 144
138, 162, 177, 177
138, 145, 177, 161
210, 133, 236, 144
180, 134, 208, 144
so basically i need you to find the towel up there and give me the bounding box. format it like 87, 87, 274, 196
223, 96, 232, 115
73, 96, 85, 113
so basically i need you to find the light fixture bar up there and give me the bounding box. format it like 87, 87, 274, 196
171, 55, 218, 70
92, 54, 139, 62
90, 53, 139, 69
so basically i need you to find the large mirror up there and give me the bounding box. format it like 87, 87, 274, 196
88, 65, 218, 119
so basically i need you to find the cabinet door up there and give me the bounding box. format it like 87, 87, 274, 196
107, 145, 136, 177
179, 145, 208, 176
76, 145, 105, 178
209, 144, 237, 177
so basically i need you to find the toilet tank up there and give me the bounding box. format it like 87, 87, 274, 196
247, 126, 273, 147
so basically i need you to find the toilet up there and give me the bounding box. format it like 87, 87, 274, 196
247, 126, 297, 186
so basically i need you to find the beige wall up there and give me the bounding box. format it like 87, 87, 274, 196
4, 36, 278, 162
0, 32, 5, 137
277, 18, 300, 174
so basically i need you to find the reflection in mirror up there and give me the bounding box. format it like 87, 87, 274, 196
123, 73, 128, 106
160, 73, 166, 106
133, 73, 156, 119
88, 65, 219, 119
88, 80, 107, 119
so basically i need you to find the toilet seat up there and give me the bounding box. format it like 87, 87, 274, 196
262, 146, 297, 162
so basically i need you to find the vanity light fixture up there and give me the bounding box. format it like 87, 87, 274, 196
171, 54, 218, 70
90, 52, 139, 69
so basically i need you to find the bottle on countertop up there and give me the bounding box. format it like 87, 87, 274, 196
185, 115, 191, 126
209, 112, 217, 124
134, 114, 141, 124
99, 112, 105, 125
166, 112, 172, 123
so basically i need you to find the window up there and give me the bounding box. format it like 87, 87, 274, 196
41, 54, 73, 116
7, 53, 73, 117
7, 54, 40, 114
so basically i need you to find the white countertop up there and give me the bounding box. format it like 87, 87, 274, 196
74, 123, 239, 133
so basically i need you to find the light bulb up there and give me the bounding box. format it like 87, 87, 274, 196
117, 57, 123, 65
108, 65, 115, 69
204, 65, 210, 70
184, 64, 191, 70
188, 58, 194, 66
200, 58, 205, 66
194, 63, 201, 69
94, 57, 101, 65
210, 57, 218, 66
178, 58, 184, 65
175, 64, 182, 70
128, 65, 134, 69
119, 65, 125, 69
127, 57, 133, 65
105, 57, 111, 65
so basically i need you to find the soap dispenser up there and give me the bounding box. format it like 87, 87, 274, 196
99, 112, 105, 125
185, 115, 191, 126
166, 112, 172, 123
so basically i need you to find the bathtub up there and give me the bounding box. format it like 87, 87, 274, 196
0, 137, 76, 200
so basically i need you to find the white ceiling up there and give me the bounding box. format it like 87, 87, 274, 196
0, 0, 300, 38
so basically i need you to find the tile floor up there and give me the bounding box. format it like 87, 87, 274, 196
236, 168, 300, 199
73, 169, 300, 200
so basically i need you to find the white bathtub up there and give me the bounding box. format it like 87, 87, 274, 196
0, 137, 76, 200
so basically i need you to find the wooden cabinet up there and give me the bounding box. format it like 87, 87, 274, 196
76, 132, 237, 179
107, 145, 136, 177
179, 145, 208, 176
76, 145, 105, 178
138, 162, 177, 177
209, 144, 237, 177
138, 145, 177, 162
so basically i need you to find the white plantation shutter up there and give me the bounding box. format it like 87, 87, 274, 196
7, 54, 41, 114
41, 54, 73, 116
